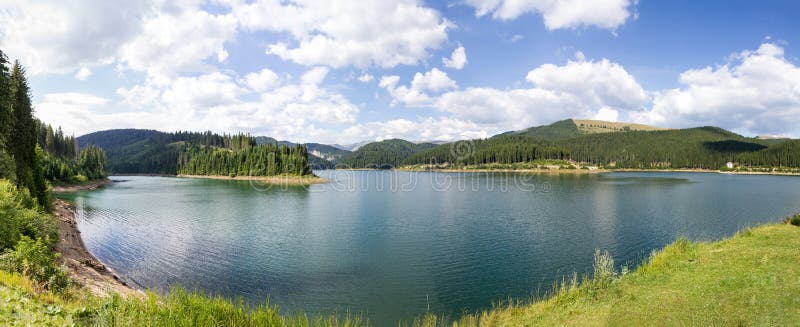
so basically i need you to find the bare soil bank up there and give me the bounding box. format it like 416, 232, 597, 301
52, 179, 112, 193
53, 199, 140, 298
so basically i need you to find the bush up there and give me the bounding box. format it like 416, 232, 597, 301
788, 214, 800, 227
0, 179, 58, 251
593, 249, 617, 287
0, 235, 70, 292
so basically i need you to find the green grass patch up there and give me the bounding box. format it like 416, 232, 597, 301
413, 223, 800, 326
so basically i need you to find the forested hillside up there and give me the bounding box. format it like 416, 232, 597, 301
406, 121, 800, 169
78, 129, 314, 176
338, 139, 437, 169
36, 120, 107, 183
496, 119, 582, 141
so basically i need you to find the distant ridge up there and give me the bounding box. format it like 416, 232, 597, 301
499, 118, 666, 141
572, 119, 667, 134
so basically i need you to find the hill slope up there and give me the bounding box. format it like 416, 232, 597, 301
78, 129, 317, 174
408, 125, 798, 169
499, 119, 667, 141
498, 119, 582, 141
338, 139, 438, 169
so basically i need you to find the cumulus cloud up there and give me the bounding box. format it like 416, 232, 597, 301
631, 43, 800, 136
118, 7, 237, 81
77, 66, 358, 141
464, 0, 634, 30
357, 73, 374, 83
443, 45, 467, 70
380, 68, 457, 107
0, 0, 236, 79
525, 58, 647, 111
341, 117, 488, 143
435, 57, 647, 130
0, 0, 149, 74
74, 67, 92, 81
243, 68, 281, 92
233, 0, 451, 68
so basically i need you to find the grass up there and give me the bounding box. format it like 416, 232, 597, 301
2, 223, 799, 326
414, 223, 800, 326
0, 270, 364, 326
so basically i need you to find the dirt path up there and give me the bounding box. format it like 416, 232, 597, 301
52, 199, 141, 298
52, 179, 112, 193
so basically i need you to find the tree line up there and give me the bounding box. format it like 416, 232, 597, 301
404, 135, 569, 166
178, 142, 312, 176
0, 50, 50, 209
36, 120, 107, 183
405, 127, 800, 169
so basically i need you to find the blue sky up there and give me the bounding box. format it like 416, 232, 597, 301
1, 0, 799, 144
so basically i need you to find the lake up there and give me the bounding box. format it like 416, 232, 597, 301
57, 171, 800, 324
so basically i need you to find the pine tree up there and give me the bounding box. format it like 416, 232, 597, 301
10, 61, 47, 208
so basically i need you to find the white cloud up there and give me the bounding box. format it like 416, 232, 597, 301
435, 57, 647, 130
0, 0, 237, 80
103, 67, 359, 142
411, 68, 458, 92
118, 7, 237, 81
74, 67, 92, 81
525, 58, 647, 111
0, 1, 149, 74
160, 72, 246, 109
357, 73, 374, 83
35, 93, 110, 132
243, 68, 281, 92
380, 68, 457, 107
300, 67, 330, 86
464, 0, 634, 30
233, 0, 451, 68
443, 45, 467, 70
341, 117, 487, 143
593, 107, 619, 121
631, 43, 800, 136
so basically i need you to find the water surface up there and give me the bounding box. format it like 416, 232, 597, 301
58, 171, 800, 324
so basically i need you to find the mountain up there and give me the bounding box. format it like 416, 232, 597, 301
498, 119, 666, 141
77, 129, 317, 174
307, 143, 350, 162
331, 141, 371, 151
406, 122, 800, 169
77, 129, 182, 174
337, 139, 438, 169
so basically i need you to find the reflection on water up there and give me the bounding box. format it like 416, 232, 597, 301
58, 172, 800, 325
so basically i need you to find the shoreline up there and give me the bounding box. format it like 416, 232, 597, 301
52, 178, 113, 193
395, 167, 800, 177
52, 199, 140, 298
177, 174, 328, 185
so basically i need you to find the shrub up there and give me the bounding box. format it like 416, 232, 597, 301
789, 214, 800, 227
0, 180, 58, 251
0, 180, 58, 249
0, 235, 70, 292
593, 249, 616, 287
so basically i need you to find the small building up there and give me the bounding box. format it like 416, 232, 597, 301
726, 162, 734, 169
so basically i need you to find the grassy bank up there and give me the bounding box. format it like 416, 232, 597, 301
0, 270, 363, 326
416, 222, 800, 326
